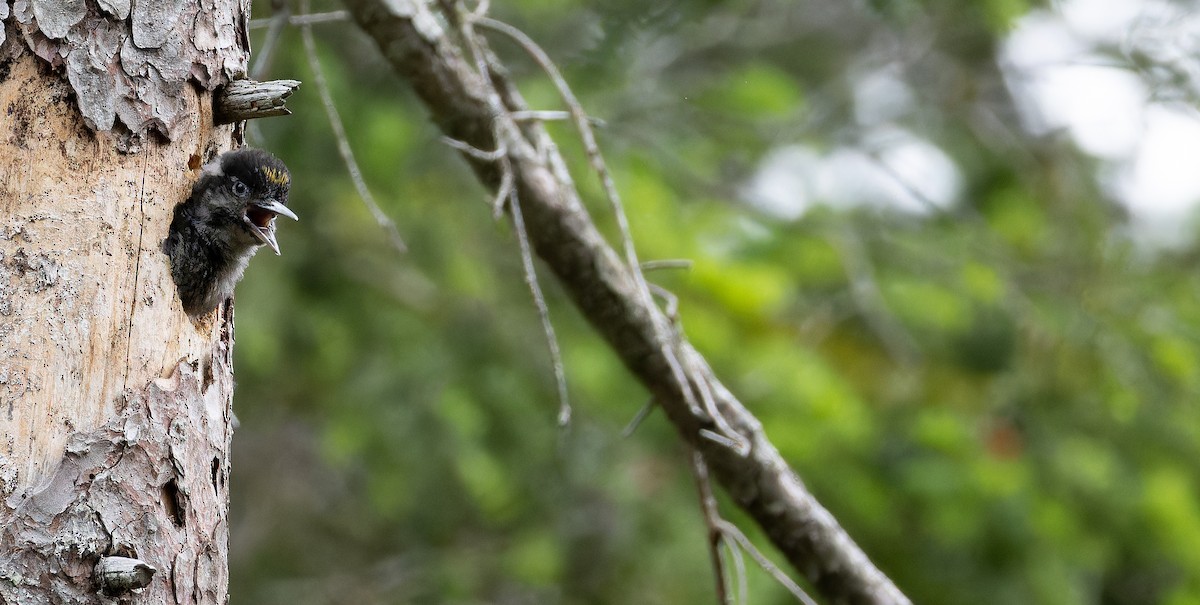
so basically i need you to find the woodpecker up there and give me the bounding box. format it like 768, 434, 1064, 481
162, 148, 298, 316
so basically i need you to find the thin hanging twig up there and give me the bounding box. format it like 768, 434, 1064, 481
471, 18, 630, 266
508, 185, 572, 426
716, 519, 821, 605
473, 15, 734, 445
621, 397, 656, 438
691, 449, 733, 605
444, 2, 572, 425
726, 537, 748, 605
298, 0, 408, 254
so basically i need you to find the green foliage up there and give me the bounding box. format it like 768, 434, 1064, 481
229, 0, 1200, 603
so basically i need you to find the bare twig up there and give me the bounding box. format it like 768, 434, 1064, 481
509, 185, 572, 426
508, 110, 568, 122
441, 136, 507, 161
473, 15, 716, 431
683, 349, 749, 456
249, 10, 350, 29
641, 259, 694, 272
299, 0, 408, 254
472, 18, 628, 259
621, 397, 655, 438
509, 110, 606, 127
444, 1, 570, 426
489, 158, 514, 219
691, 450, 732, 605
651, 285, 749, 456
727, 537, 748, 605
698, 428, 744, 451
647, 283, 679, 321
863, 149, 945, 216
717, 519, 820, 605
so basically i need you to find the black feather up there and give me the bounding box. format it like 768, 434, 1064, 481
163, 148, 295, 316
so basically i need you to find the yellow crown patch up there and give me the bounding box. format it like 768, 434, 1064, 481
260, 167, 290, 186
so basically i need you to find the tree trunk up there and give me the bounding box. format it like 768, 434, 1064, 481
0, 0, 249, 600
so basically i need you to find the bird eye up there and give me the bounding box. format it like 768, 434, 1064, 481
231, 179, 250, 198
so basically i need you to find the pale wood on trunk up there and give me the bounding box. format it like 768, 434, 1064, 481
0, 52, 239, 604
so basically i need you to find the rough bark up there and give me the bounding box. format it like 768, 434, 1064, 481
340, 1, 911, 604
0, 0, 248, 597
1, 0, 248, 147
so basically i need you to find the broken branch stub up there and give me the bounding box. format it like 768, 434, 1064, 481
214, 78, 302, 124
95, 556, 157, 595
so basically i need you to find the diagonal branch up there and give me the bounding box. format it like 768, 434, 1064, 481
339, 1, 912, 603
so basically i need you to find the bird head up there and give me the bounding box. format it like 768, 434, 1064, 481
198, 148, 298, 255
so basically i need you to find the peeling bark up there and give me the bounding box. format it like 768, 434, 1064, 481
2, 0, 247, 144
0, 0, 249, 598
2, 363, 233, 604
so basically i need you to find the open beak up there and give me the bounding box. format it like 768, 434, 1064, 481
243, 199, 299, 255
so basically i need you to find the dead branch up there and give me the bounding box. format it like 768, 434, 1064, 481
340, 1, 912, 603
691, 449, 733, 605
